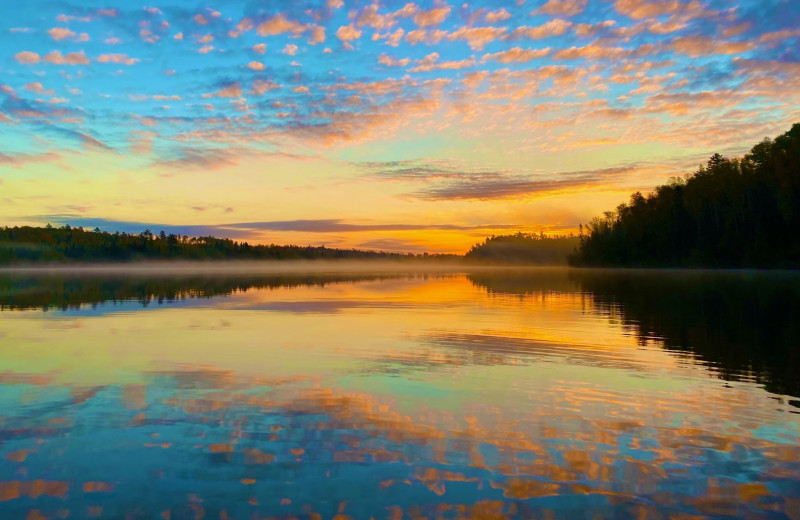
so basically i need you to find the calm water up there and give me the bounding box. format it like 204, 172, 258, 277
0, 267, 799, 519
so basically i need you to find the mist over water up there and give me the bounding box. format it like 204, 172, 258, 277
0, 267, 798, 518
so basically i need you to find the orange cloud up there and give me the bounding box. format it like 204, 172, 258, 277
535, 0, 587, 17
336, 25, 362, 41
203, 82, 243, 98
613, 0, 703, 20
378, 54, 411, 67
257, 14, 307, 36
485, 8, 512, 23
413, 4, 451, 28
408, 52, 475, 72
508, 19, 573, 40
253, 43, 266, 54
482, 47, 551, 64
669, 35, 755, 57
447, 26, 507, 51
247, 61, 265, 70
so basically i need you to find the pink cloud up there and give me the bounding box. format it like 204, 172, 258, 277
97, 54, 140, 65
44, 51, 90, 65
247, 61, 265, 70
194, 14, 209, 25
198, 45, 215, 54
253, 43, 266, 54
24, 82, 54, 95
282, 44, 298, 55
47, 27, 76, 41
251, 80, 280, 95
14, 51, 41, 64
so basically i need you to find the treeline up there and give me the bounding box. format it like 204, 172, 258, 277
570, 123, 800, 268
466, 232, 579, 265
0, 225, 453, 264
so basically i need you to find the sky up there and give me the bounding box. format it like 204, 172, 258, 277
1, 0, 798, 253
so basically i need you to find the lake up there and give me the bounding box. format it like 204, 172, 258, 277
0, 266, 798, 519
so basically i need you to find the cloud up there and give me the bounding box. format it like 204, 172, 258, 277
413, 4, 452, 28
508, 19, 572, 40
485, 8, 512, 23
44, 51, 90, 65
14, 51, 40, 64
247, 61, 265, 71
251, 80, 280, 95
47, 27, 76, 41
203, 82, 242, 98
24, 82, 54, 95
253, 43, 266, 54
281, 44, 298, 55
534, 0, 587, 17
0, 151, 61, 167
408, 52, 476, 72
613, 0, 704, 20
256, 14, 307, 36
378, 54, 411, 67
222, 219, 518, 233
447, 26, 507, 51
336, 25, 362, 42
482, 47, 551, 64
97, 54, 139, 65
409, 165, 638, 200
668, 35, 755, 57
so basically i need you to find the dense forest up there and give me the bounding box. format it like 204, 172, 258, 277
465, 232, 579, 265
570, 123, 800, 268
0, 225, 445, 264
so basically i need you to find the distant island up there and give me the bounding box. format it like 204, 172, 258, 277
466, 232, 578, 265
570, 123, 800, 268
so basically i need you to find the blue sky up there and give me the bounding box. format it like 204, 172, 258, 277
1, 0, 799, 252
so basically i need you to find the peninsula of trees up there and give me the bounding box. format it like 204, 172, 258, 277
570, 123, 800, 268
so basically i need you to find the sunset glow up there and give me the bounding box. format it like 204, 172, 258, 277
1, 0, 798, 252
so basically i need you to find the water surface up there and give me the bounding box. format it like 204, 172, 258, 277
0, 267, 798, 519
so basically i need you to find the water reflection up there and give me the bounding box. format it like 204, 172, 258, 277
0, 269, 798, 519
469, 269, 800, 399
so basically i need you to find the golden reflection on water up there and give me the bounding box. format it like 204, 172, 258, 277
0, 271, 798, 519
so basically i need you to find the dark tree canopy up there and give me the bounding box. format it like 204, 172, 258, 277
466, 232, 579, 265
570, 123, 800, 268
